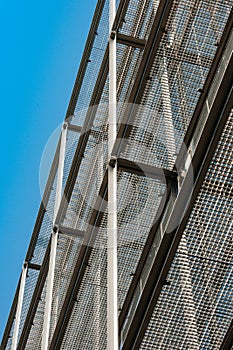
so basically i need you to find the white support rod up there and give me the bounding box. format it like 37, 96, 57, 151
11, 263, 28, 350
108, 0, 118, 349
41, 122, 68, 350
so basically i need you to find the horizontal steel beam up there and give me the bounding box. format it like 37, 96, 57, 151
27, 263, 41, 271
117, 33, 146, 49
117, 157, 177, 182
58, 225, 85, 238
67, 123, 82, 133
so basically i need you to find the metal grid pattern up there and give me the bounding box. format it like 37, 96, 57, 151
25, 277, 48, 350
71, 0, 110, 126
119, 0, 160, 39
7, 129, 82, 348
61, 171, 166, 349
5, 320, 15, 350
60, 231, 108, 350
16, 269, 40, 344
9, 1, 139, 346
121, 0, 233, 170
31, 129, 80, 267
20, 134, 83, 348
2, 0, 233, 348
139, 112, 233, 349
63, 43, 144, 232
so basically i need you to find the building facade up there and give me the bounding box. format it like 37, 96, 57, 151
2, 0, 233, 349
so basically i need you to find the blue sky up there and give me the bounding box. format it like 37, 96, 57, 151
0, 0, 97, 339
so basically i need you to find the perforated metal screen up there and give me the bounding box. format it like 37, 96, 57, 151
2, 0, 233, 349
139, 110, 233, 350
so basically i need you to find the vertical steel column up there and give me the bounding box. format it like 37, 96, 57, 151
108, 0, 118, 349
11, 262, 28, 350
41, 122, 68, 350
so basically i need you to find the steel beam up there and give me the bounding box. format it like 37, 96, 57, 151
27, 263, 41, 271
117, 157, 177, 182
117, 33, 146, 49
58, 225, 85, 238
67, 123, 82, 134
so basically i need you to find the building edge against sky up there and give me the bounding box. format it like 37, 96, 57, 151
1, 0, 233, 349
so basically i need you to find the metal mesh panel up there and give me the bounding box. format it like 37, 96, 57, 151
30, 128, 81, 266
121, 0, 232, 170
25, 277, 48, 349
71, 0, 110, 126
5, 319, 15, 350
16, 269, 40, 342
61, 171, 166, 349
3, 0, 233, 348
119, 0, 160, 39
13, 0, 113, 343
60, 228, 108, 350
117, 44, 144, 102
49, 235, 83, 344
62, 129, 80, 189
139, 111, 233, 349
63, 44, 144, 232
31, 179, 57, 266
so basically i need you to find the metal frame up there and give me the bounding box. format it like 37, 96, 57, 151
1, 1, 107, 346
2, 1, 233, 349
48, 2, 175, 347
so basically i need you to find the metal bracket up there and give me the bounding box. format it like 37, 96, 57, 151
110, 30, 116, 40
109, 156, 117, 168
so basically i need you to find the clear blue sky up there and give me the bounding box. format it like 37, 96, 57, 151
0, 0, 97, 339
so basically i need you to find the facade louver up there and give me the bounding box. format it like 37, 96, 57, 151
1, 0, 233, 349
